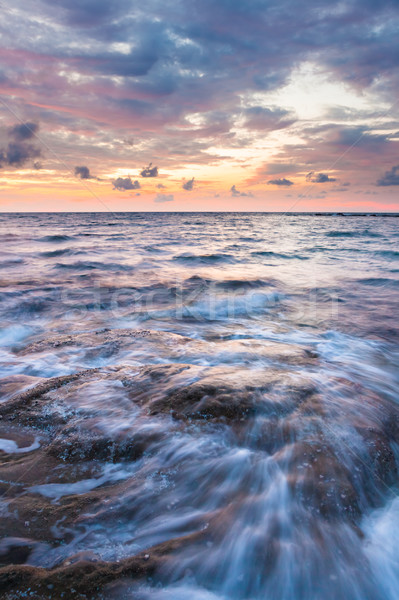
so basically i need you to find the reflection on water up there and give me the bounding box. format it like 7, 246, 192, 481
0, 212, 398, 599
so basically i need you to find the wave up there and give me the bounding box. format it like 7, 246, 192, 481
173, 253, 236, 264
37, 234, 75, 242
377, 250, 399, 259
326, 229, 383, 239
170, 291, 284, 321
144, 245, 165, 253
54, 261, 135, 271
358, 277, 399, 288
251, 251, 308, 260
0, 258, 24, 268
0, 233, 20, 241
325, 231, 354, 238
39, 248, 73, 258
361, 229, 384, 238
215, 278, 274, 290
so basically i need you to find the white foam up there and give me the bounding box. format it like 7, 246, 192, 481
363, 496, 399, 600
136, 583, 226, 600
0, 325, 34, 348
28, 463, 132, 499
0, 437, 40, 454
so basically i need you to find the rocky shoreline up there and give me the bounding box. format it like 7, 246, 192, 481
0, 329, 398, 598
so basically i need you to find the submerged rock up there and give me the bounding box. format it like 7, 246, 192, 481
1, 363, 316, 425
0, 355, 398, 599
18, 327, 318, 367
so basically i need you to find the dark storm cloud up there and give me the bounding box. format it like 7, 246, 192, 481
0, 122, 42, 169
182, 177, 195, 191
376, 165, 399, 186
267, 178, 294, 186
9, 122, 39, 141
4, 1, 399, 103
92, 49, 159, 77
74, 165, 103, 181
230, 185, 253, 197
306, 172, 336, 183
74, 166, 92, 179
4, 142, 41, 166
140, 163, 158, 178
112, 177, 141, 191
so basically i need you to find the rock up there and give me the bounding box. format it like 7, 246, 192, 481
1, 353, 398, 598
276, 441, 360, 520
123, 364, 316, 421
1, 364, 316, 425
18, 328, 318, 367
0, 538, 39, 566
0, 374, 43, 403
0, 531, 208, 599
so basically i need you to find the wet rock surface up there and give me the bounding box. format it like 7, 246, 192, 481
18, 327, 318, 367
0, 328, 399, 599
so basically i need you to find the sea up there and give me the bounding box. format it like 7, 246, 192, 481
0, 212, 398, 599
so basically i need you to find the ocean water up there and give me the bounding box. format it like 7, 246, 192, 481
0, 212, 398, 599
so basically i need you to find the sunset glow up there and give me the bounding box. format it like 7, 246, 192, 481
0, 1, 398, 211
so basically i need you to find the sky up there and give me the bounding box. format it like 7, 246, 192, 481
0, 0, 398, 212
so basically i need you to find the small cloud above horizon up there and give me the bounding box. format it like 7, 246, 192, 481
230, 184, 253, 197
141, 163, 158, 178
112, 176, 141, 191
267, 178, 294, 186
154, 193, 174, 203
74, 166, 92, 180
182, 177, 195, 191
306, 172, 336, 183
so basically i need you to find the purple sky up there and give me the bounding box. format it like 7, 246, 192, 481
0, 0, 398, 211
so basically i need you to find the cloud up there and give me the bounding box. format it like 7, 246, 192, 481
244, 107, 295, 131
140, 163, 158, 177
9, 122, 39, 141
154, 193, 174, 203
75, 165, 103, 181
230, 185, 253, 197
245, 163, 299, 185
376, 165, 399, 186
42, 0, 127, 27
74, 165, 92, 179
263, 163, 298, 175
0, 122, 41, 168
1, 0, 399, 202
182, 177, 195, 190
267, 178, 294, 186
112, 177, 141, 191
306, 172, 336, 183
0, 142, 41, 168
327, 127, 391, 151
156, 183, 166, 189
